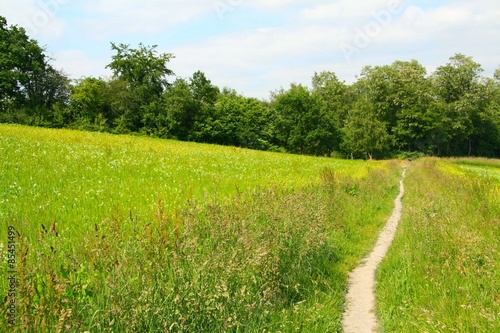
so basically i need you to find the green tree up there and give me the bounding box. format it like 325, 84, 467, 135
189, 71, 220, 142
106, 43, 175, 132
433, 54, 483, 104
0, 16, 69, 124
161, 71, 220, 141
106, 79, 142, 134
343, 99, 389, 160
356, 65, 397, 131
431, 54, 484, 155
312, 71, 347, 152
69, 77, 112, 131
203, 90, 274, 150
272, 84, 337, 156
107, 43, 174, 101
494, 67, 500, 81
353, 60, 436, 154
389, 60, 435, 153
162, 77, 196, 140
466, 77, 500, 157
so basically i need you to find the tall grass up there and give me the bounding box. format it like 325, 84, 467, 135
376, 158, 500, 332
0, 124, 369, 237
0, 125, 402, 332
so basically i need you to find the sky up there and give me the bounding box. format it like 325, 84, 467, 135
1, 0, 499, 100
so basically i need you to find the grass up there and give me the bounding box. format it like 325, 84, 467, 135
376, 158, 500, 332
0, 124, 402, 332
0, 124, 369, 236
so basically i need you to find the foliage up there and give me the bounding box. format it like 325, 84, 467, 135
68, 77, 112, 130
107, 43, 174, 102
1, 15, 500, 158
0, 16, 69, 124
272, 84, 338, 156
342, 98, 389, 159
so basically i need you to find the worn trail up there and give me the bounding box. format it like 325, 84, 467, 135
342, 167, 406, 333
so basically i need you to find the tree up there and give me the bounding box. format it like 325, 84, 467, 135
353, 60, 435, 154
107, 43, 174, 101
1, 16, 43, 109
203, 91, 274, 150
388, 60, 434, 153
312, 71, 347, 152
432, 54, 483, 104
106, 43, 175, 132
343, 99, 389, 160
431, 54, 484, 155
494, 67, 500, 81
106, 79, 142, 134
272, 84, 337, 156
465, 77, 500, 157
69, 77, 112, 131
356, 65, 397, 131
161, 71, 220, 141
189, 71, 220, 142
162, 78, 196, 140
0, 16, 69, 124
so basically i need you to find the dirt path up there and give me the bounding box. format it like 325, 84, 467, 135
341, 167, 406, 333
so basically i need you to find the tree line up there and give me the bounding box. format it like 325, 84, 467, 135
1, 16, 499, 159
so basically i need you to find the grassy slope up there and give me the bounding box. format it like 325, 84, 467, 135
0, 125, 402, 332
0, 125, 366, 235
377, 158, 500, 332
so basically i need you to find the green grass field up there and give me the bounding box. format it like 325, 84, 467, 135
1, 124, 402, 332
4, 125, 497, 332
377, 158, 500, 332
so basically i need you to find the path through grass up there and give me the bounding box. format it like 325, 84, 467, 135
377, 158, 500, 332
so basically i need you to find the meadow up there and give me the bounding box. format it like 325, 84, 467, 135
0, 124, 402, 332
377, 158, 500, 332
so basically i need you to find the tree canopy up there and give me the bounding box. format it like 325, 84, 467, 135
1, 16, 68, 125
1, 15, 499, 159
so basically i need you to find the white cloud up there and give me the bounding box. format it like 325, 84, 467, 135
1, 0, 499, 98
0, 0, 69, 41
82, 0, 218, 39
161, 0, 500, 98
249, 0, 316, 11
53, 50, 112, 80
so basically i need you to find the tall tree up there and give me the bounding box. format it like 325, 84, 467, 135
200, 90, 274, 150
0, 16, 69, 124
312, 71, 347, 152
69, 77, 112, 131
161, 71, 220, 141
343, 98, 389, 160
107, 43, 174, 102
162, 77, 196, 140
106, 43, 175, 132
354, 60, 435, 153
389, 60, 434, 153
272, 84, 337, 156
431, 54, 484, 155
189, 71, 220, 142
466, 77, 500, 157
494, 67, 500, 81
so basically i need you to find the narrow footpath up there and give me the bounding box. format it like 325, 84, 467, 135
341, 167, 407, 333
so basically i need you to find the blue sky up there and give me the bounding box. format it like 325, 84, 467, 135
1, 0, 499, 99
